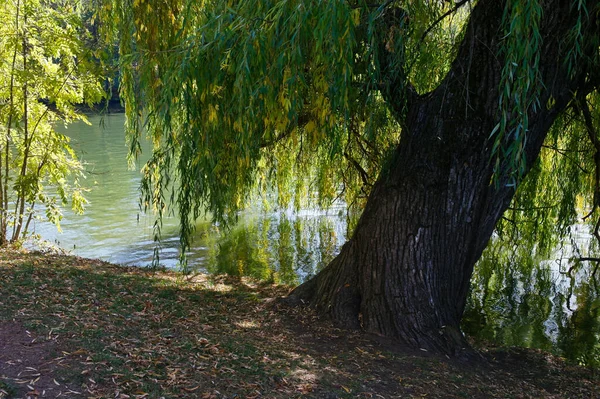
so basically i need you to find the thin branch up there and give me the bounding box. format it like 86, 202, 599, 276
579, 96, 600, 219
259, 114, 309, 149
419, 0, 471, 43
344, 151, 371, 188
572, 219, 600, 279
500, 215, 517, 227
2, 0, 21, 245
259, 129, 294, 149
570, 257, 600, 280
541, 144, 590, 154
13, 8, 30, 242
544, 143, 590, 174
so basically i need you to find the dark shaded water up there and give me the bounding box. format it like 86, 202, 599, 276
463, 242, 600, 367
33, 115, 600, 367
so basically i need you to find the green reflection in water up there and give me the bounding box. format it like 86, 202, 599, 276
34, 114, 347, 277
464, 242, 600, 367
556, 281, 600, 366
204, 214, 341, 285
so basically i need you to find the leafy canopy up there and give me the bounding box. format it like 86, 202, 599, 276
99, 0, 600, 271
99, 0, 470, 264
0, 0, 105, 244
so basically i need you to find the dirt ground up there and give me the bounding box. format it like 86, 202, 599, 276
0, 250, 598, 398
0, 322, 91, 398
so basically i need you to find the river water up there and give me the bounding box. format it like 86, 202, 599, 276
32, 114, 346, 284
32, 114, 600, 366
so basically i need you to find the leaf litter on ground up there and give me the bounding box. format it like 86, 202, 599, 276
0, 248, 597, 398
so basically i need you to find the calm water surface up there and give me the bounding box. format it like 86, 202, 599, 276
32, 114, 600, 366
33, 115, 345, 282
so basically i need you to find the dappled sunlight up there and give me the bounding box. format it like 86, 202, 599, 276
205, 283, 233, 293
288, 368, 319, 384
288, 356, 320, 384
0, 250, 597, 398
281, 350, 303, 361
233, 319, 261, 330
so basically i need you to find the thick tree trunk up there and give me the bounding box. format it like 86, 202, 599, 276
289, 0, 599, 354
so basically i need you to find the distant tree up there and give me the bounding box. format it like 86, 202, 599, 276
0, 0, 105, 244
101, 0, 600, 355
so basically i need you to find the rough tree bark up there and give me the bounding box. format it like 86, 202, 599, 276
288, 0, 599, 355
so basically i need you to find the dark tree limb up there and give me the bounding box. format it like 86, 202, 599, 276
419, 0, 472, 43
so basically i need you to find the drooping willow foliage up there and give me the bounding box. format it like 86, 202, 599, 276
488, 0, 600, 274
97, 0, 600, 271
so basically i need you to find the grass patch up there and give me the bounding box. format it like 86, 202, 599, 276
0, 380, 17, 399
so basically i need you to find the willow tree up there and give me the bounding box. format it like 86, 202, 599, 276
101, 0, 600, 354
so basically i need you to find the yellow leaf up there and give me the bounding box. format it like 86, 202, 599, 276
351, 9, 361, 26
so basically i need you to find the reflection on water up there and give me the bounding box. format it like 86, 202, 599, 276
463, 240, 600, 367
207, 212, 342, 284
31, 114, 600, 367
32, 114, 346, 284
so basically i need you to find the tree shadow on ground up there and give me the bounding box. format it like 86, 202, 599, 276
0, 250, 597, 398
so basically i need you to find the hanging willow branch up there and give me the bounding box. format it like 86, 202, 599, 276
569, 93, 600, 281
580, 96, 600, 219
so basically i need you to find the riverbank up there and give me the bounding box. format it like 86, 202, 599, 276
0, 249, 597, 398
